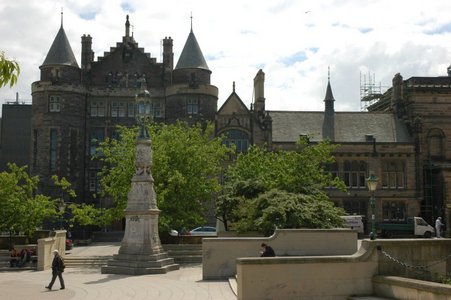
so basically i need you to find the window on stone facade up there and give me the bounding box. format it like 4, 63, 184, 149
324, 162, 339, 178
222, 130, 249, 153
49, 96, 61, 112
90, 100, 105, 117
69, 129, 77, 173
324, 162, 339, 188
128, 102, 135, 117
88, 170, 101, 192
381, 160, 405, 189
49, 129, 58, 172
111, 101, 126, 117
33, 129, 38, 168
343, 199, 368, 216
427, 128, 445, 159
187, 98, 198, 115
151, 103, 162, 118
382, 201, 406, 221
90, 128, 105, 156
343, 160, 367, 189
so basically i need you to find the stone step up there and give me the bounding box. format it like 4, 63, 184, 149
164, 244, 202, 264
102, 263, 180, 275
163, 244, 202, 250
173, 256, 202, 264
64, 243, 203, 268
64, 256, 112, 268
348, 296, 394, 300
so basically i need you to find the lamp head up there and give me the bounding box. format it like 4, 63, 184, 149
367, 174, 378, 192
135, 84, 153, 139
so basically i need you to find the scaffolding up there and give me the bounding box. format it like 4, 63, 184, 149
360, 72, 383, 111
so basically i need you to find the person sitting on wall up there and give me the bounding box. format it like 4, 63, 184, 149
18, 248, 31, 267
9, 248, 19, 267
260, 243, 276, 257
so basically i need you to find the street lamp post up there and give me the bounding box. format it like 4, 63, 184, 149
366, 174, 378, 240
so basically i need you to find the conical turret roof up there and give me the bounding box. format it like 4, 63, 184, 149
175, 29, 209, 71
42, 26, 79, 67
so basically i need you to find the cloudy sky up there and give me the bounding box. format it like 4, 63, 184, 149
1, 0, 451, 116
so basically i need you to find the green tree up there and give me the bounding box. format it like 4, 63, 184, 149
218, 137, 346, 233
0, 164, 59, 238
216, 179, 266, 231
0, 51, 20, 87
235, 189, 345, 235
71, 121, 231, 231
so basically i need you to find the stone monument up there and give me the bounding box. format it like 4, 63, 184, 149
101, 88, 179, 275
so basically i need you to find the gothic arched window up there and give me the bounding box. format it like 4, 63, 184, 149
222, 129, 250, 153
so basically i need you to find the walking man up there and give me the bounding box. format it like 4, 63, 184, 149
45, 249, 65, 290
435, 217, 444, 238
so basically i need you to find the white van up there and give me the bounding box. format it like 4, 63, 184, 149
341, 215, 364, 234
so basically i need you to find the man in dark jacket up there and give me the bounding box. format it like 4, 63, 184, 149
260, 243, 276, 257
45, 249, 65, 290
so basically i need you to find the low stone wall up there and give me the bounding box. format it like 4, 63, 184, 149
235, 239, 451, 300
37, 230, 66, 271
373, 276, 451, 299
202, 228, 357, 279
237, 254, 377, 300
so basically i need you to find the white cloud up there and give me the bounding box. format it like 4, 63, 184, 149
1, 0, 451, 116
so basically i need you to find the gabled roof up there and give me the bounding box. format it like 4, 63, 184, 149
42, 26, 79, 68
218, 91, 250, 115
269, 111, 412, 143
175, 30, 209, 70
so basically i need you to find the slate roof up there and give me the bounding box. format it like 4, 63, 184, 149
175, 30, 209, 70
269, 111, 412, 143
42, 26, 79, 67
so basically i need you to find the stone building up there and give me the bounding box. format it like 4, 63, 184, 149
217, 68, 451, 230
30, 15, 217, 204
2, 13, 447, 232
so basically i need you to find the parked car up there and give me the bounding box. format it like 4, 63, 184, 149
169, 229, 179, 237
189, 226, 217, 236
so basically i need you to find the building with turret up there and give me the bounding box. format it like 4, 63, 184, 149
30, 15, 217, 205
1, 13, 450, 234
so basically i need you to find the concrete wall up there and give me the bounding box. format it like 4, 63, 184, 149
237, 256, 377, 300
37, 230, 66, 271
373, 276, 451, 300
235, 238, 451, 300
202, 228, 357, 279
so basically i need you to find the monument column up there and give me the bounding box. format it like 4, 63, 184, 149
102, 87, 179, 275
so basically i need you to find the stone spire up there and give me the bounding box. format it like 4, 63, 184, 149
322, 67, 335, 141
324, 66, 335, 114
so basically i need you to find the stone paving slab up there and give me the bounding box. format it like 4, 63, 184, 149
0, 242, 236, 300
0, 265, 236, 300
